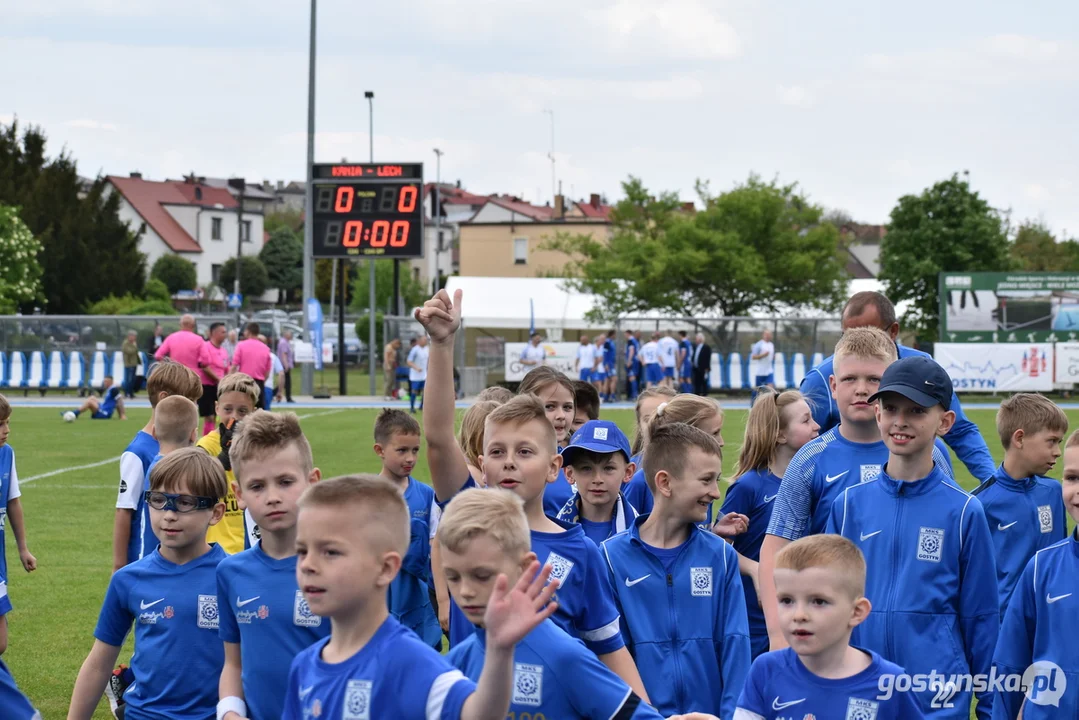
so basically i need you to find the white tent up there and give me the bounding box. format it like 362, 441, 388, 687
444, 276, 908, 331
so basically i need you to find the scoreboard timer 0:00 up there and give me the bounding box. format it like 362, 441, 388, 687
311, 182, 423, 258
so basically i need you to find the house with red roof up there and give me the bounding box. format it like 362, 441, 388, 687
105, 173, 272, 301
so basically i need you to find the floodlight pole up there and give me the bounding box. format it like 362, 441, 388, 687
301, 0, 317, 397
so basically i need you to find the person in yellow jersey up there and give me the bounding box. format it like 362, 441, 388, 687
196, 372, 259, 553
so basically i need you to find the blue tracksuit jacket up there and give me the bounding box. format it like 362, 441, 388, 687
601, 516, 751, 718
991, 530, 1079, 719
828, 464, 1000, 719
971, 465, 1066, 619
800, 343, 996, 481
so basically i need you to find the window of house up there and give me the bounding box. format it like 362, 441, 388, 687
513, 237, 528, 265
242, 220, 252, 242
211, 217, 222, 240
211, 264, 222, 285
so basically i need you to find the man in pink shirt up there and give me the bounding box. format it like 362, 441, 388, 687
154, 314, 205, 378
230, 322, 273, 408
196, 321, 230, 436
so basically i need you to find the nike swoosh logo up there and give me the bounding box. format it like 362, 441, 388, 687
299, 685, 314, 700
140, 598, 164, 610
1047, 593, 1072, 604
236, 596, 261, 607
825, 471, 849, 484
772, 697, 806, 711
998, 521, 1018, 530
763, 494, 777, 503
625, 575, 651, 587
860, 530, 882, 541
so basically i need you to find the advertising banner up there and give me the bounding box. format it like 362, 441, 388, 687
933, 343, 1053, 391
1053, 343, 1079, 384
939, 272, 1079, 343
505, 342, 580, 382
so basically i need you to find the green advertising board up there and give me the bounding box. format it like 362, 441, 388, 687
939, 272, 1079, 343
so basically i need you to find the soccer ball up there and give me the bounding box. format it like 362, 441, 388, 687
63, 411, 76, 423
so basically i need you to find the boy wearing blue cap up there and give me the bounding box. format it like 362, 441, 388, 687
556, 420, 639, 545
827, 355, 999, 719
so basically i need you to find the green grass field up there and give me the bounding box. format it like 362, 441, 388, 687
1, 404, 1068, 717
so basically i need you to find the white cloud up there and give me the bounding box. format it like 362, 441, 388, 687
776, 85, 812, 108
65, 118, 117, 131
601, 0, 741, 59
985, 34, 1060, 59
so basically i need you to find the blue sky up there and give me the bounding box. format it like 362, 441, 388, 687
3, 0, 1076, 235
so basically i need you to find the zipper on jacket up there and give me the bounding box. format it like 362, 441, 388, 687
886, 484, 904, 660
666, 572, 686, 712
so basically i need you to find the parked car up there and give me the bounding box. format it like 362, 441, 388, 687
323, 324, 366, 365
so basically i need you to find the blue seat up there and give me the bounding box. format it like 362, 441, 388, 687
6, 352, 27, 388
727, 352, 745, 390
89, 350, 109, 390
47, 351, 66, 389
65, 352, 85, 389
791, 352, 807, 388
0, 352, 6, 387
25, 351, 47, 390
774, 351, 788, 389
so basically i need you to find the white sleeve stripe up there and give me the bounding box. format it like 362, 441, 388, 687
733, 709, 767, 720
426, 669, 468, 720
7, 452, 20, 500
958, 495, 975, 552
581, 616, 621, 642
606, 687, 633, 720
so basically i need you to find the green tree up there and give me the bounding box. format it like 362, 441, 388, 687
259, 227, 303, 303
349, 258, 427, 314
0, 205, 45, 313
0, 119, 146, 311
315, 258, 355, 305
150, 254, 198, 295
219, 256, 269, 300
546, 175, 849, 321
879, 173, 1013, 341
1010, 221, 1079, 271
264, 207, 303, 235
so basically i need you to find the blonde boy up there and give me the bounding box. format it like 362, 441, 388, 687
216, 411, 327, 720
197, 372, 259, 554
734, 535, 924, 719
972, 393, 1068, 618
282, 474, 559, 719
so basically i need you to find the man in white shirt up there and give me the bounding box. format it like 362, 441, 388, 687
519, 332, 546, 373
657, 331, 679, 389
640, 332, 662, 389
407, 335, 430, 414
750, 329, 776, 391
575, 335, 596, 382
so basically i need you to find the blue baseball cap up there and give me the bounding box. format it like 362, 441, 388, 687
560, 420, 632, 465
868, 355, 953, 409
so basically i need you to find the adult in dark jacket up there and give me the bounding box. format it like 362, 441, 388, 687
691, 332, 712, 396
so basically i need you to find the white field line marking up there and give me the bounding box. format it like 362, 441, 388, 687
21, 455, 123, 484
294, 408, 349, 420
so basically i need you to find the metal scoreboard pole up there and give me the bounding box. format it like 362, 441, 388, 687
301, 0, 318, 397
366, 91, 376, 396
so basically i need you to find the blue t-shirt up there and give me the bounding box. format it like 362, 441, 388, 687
736, 647, 925, 719
604, 338, 617, 368
94, 545, 228, 719
0, 444, 19, 616
627, 338, 641, 371
579, 517, 616, 546
283, 616, 475, 720
542, 465, 576, 518
449, 621, 663, 719
679, 338, 693, 376
530, 519, 625, 656
0, 658, 40, 720
100, 385, 123, 415
641, 539, 687, 573
555, 490, 639, 546
116, 431, 160, 565
217, 543, 331, 720
721, 468, 782, 656
390, 477, 442, 648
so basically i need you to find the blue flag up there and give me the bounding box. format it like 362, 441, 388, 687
529, 298, 535, 336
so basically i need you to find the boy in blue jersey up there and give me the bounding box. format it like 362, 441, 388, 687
284, 474, 561, 720
991, 429, 1079, 719
373, 408, 442, 649
759, 327, 955, 651
678, 330, 693, 393
625, 329, 641, 400
576, 335, 596, 382
604, 330, 618, 402
443, 487, 718, 720
556, 420, 639, 544
66, 375, 128, 421
827, 356, 999, 719
113, 360, 204, 572
417, 288, 650, 700
641, 332, 663, 389
603, 422, 751, 718
69, 447, 230, 720
734, 534, 925, 720
217, 410, 329, 720
1, 657, 41, 719
972, 393, 1068, 619
0, 395, 36, 657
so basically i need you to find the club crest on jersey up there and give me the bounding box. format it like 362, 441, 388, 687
917, 527, 945, 563
860, 464, 882, 483
512, 663, 543, 707
294, 589, 322, 627
1038, 504, 1054, 534
343, 679, 371, 720
593, 426, 609, 441
545, 552, 574, 584
846, 697, 878, 720
118, 480, 128, 493
197, 594, 219, 630
690, 567, 713, 597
